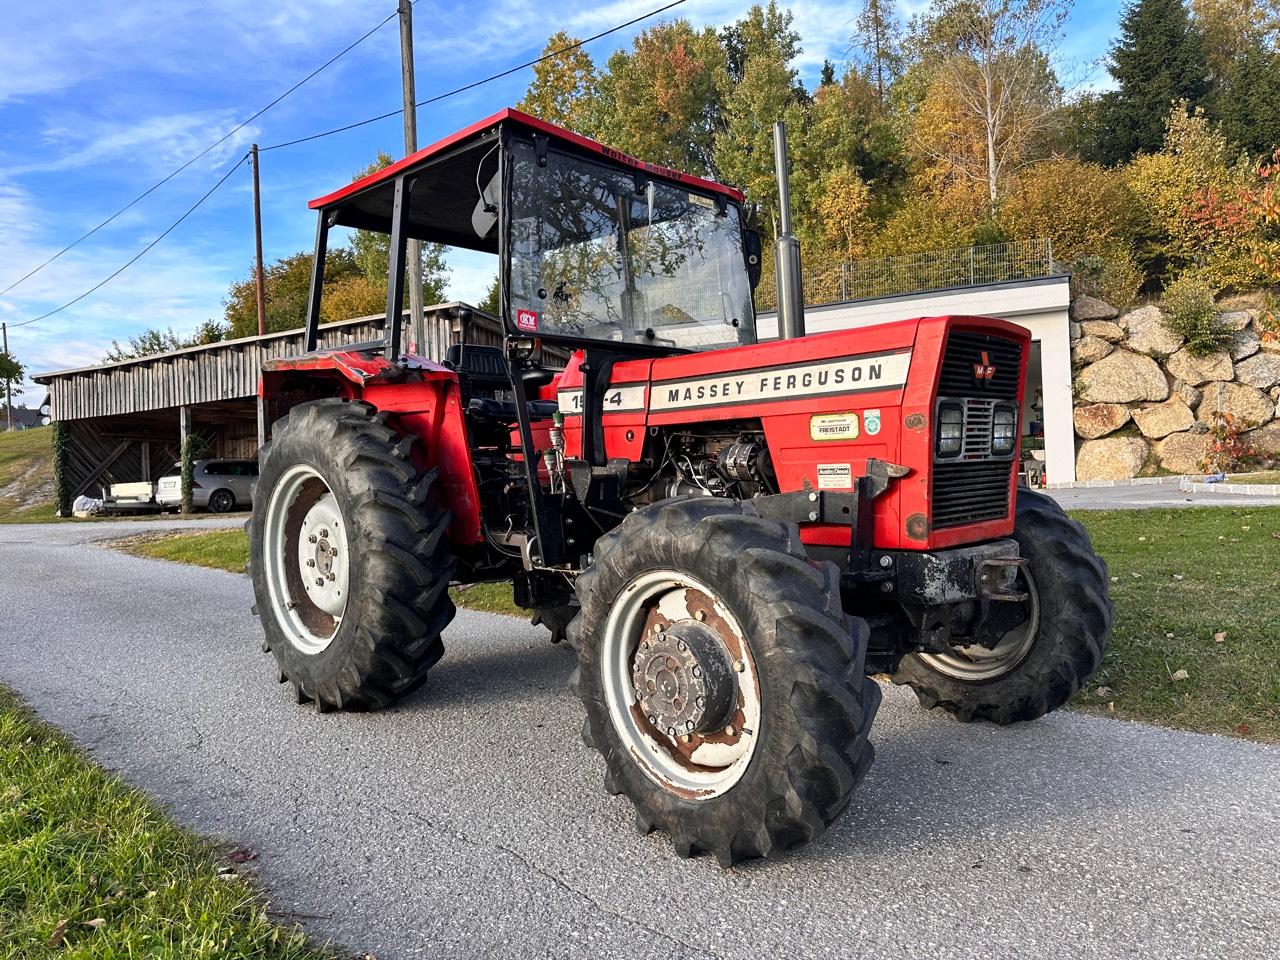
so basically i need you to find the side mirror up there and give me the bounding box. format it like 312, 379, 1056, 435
743, 228, 762, 290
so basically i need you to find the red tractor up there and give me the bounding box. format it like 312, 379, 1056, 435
249, 108, 1111, 866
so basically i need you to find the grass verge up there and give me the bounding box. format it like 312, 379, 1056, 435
111, 508, 1280, 742
0, 426, 56, 523
0, 686, 337, 959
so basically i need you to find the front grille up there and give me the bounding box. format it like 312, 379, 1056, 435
931, 328, 1022, 529
933, 460, 1015, 528
938, 330, 1023, 399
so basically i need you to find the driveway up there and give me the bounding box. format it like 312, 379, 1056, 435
1046, 482, 1280, 510
1, 521, 1277, 959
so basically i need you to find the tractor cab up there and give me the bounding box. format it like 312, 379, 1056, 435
299, 108, 762, 362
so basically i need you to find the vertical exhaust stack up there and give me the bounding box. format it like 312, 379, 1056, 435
773, 121, 805, 340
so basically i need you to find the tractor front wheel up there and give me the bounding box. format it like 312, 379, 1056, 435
893, 487, 1112, 723
248, 399, 455, 711
569, 498, 880, 866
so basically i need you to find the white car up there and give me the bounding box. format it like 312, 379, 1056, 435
155, 458, 258, 513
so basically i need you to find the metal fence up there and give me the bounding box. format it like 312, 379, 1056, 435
807, 238, 1059, 305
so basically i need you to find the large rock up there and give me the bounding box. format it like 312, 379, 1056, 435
1217, 310, 1253, 332
1228, 328, 1261, 361
1073, 296, 1119, 322
1076, 436, 1149, 480
1166, 347, 1234, 386
1132, 399, 1195, 439
1155, 431, 1211, 473
1074, 403, 1131, 439
1196, 381, 1275, 428
1244, 421, 1280, 457
1175, 381, 1202, 410
1080, 320, 1126, 343
1072, 335, 1114, 366
1234, 352, 1280, 389
1122, 305, 1184, 357
1076, 350, 1170, 403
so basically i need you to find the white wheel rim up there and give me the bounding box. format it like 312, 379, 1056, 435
600, 569, 761, 800
262, 464, 351, 655
918, 571, 1041, 681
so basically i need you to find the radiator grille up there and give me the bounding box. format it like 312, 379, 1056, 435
931, 329, 1023, 529
938, 330, 1023, 399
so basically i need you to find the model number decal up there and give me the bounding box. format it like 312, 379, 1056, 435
557, 385, 647, 415
648, 351, 910, 412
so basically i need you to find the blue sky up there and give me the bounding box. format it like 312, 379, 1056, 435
0, 0, 1123, 398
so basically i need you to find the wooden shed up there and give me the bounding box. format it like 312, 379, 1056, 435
33, 303, 513, 500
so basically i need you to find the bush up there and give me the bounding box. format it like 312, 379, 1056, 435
1162, 275, 1231, 356
1069, 250, 1145, 309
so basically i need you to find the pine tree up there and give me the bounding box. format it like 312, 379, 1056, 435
1099, 0, 1210, 164
850, 0, 903, 106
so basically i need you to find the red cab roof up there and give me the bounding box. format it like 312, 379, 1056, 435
308, 107, 745, 210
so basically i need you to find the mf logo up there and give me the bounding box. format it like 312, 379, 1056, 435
972, 351, 997, 383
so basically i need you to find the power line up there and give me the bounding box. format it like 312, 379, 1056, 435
0, 2, 416, 299
8, 154, 249, 329
261, 0, 688, 152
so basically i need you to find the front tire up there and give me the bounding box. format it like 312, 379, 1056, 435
893, 488, 1112, 723
249, 399, 455, 711
569, 498, 880, 866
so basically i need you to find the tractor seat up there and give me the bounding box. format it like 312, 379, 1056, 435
466, 396, 559, 424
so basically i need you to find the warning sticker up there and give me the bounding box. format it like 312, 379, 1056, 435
863, 408, 882, 436
810, 412, 860, 441
516, 308, 539, 332
817, 463, 853, 490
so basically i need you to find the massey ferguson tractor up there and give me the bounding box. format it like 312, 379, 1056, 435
248, 108, 1112, 866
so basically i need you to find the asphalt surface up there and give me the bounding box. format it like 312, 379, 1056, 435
2, 520, 1278, 959
1046, 483, 1280, 511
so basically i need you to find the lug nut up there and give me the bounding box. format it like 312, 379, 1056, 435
667, 726, 677, 737
306, 559, 316, 568
308, 535, 318, 544
327, 573, 336, 582
695, 696, 705, 709
676, 639, 687, 652
315, 577, 325, 587
691, 665, 702, 679
732, 659, 745, 673
880, 581, 893, 593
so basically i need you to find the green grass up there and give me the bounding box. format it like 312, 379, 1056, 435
0, 686, 337, 959
0, 426, 56, 523
1227, 470, 1280, 485
1068, 506, 1280, 741
113, 509, 1280, 742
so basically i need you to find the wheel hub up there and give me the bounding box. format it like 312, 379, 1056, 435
631, 621, 736, 737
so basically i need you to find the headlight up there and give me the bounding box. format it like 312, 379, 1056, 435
937, 402, 963, 457
992, 405, 1016, 455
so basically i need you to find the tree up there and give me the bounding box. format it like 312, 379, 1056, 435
850, 0, 904, 105
907, 0, 1068, 206
1196, 1, 1280, 156
224, 249, 363, 338
590, 20, 728, 177
712, 4, 807, 232
0, 350, 24, 403
819, 59, 837, 87
477, 275, 499, 315
517, 32, 597, 132
104, 320, 226, 362
349, 153, 449, 302
1098, 0, 1209, 164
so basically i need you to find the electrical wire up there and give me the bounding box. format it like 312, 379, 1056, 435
0, 2, 416, 298
260, 0, 689, 152
7, 153, 249, 329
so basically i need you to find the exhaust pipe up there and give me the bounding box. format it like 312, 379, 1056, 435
773, 121, 805, 340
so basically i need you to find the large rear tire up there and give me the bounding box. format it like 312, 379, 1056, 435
569, 498, 880, 866
893, 488, 1112, 723
249, 399, 455, 711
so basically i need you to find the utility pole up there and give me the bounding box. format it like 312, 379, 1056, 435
399, 0, 425, 355
250, 144, 268, 337
1, 322, 12, 432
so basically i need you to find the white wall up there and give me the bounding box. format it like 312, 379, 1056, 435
757, 276, 1076, 483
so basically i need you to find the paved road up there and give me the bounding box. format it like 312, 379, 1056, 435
2, 522, 1278, 959
1046, 483, 1280, 511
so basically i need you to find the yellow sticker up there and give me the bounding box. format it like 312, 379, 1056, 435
810, 412, 860, 441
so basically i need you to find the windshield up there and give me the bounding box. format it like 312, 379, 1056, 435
506, 139, 755, 351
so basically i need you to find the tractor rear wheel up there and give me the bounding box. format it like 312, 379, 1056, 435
248, 399, 455, 711
893, 487, 1112, 723
569, 498, 880, 866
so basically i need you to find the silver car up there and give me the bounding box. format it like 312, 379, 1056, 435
155, 458, 258, 513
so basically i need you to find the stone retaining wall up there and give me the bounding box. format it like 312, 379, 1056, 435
1068, 294, 1280, 480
